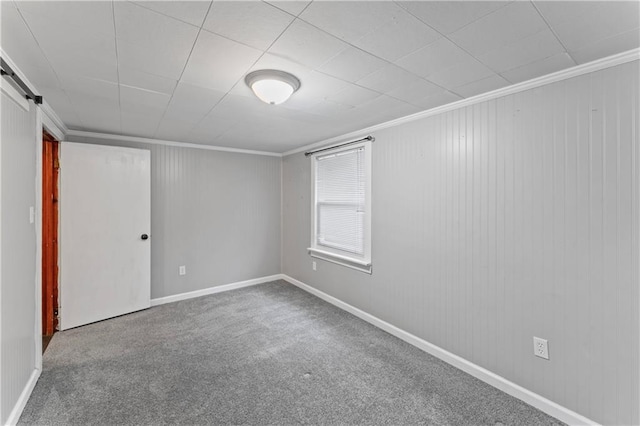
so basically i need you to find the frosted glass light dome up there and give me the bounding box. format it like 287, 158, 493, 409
245, 70, 301, 105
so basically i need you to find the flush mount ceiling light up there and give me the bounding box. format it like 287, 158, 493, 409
245, 69, 300, 105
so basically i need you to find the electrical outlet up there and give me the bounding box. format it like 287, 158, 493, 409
312, 261, 317, 271
179, 266, 186, 276
533, 337, 549, 360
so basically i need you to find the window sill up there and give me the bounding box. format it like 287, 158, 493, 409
307, 248, 372, 274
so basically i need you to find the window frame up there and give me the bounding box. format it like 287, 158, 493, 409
308, 140, 372, 273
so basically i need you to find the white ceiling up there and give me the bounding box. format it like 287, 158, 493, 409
1, 0, 639, 153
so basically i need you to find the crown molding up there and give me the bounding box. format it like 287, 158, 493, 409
40, 101, 67, 140
66, 130, 283, 158
282, 48, 640, 157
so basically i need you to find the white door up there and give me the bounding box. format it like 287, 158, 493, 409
59, 142, 150, 330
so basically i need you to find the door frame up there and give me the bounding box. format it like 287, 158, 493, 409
42, 131, 59, 337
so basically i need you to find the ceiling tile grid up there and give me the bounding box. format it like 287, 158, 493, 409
203, 1, 294, 51
1, 0, 638, 153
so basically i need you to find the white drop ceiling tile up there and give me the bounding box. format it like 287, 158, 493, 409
449, 1, 548, 56
155, 118, 198, 142
277, 93, 324, 112
227, 79, 260, 100
307, 100, 354, 117
1, 0, 16, 12
501, 53, 575, 84
114, 2, 199, 56
55, 110, 84, 130
327, 85, 380, 107
274, 107, 329, 124
386, 78, 443, 104
318, 47, 387, 83
119, 67, 177, 95
58, 75, 119, 102
18, 64, 60, 90
76, 115, 121, 134
191, 112, 240, 139
163, 82, 225, 123
207, 93, 272, 121
16, 1, 114, 38
116, 39, 188, 80
265, 1, 311, 17
70, 98, 121, 133
246, 53, 314, 81
353, 10, 441, 62
298, 1, 402, 44
398, 1, 509, 35
121, 110, 165, 139
0, 9, 59, 90
182, 30, 262, 92
534, 1, 640, 51
203, 2, 294, 50
214, 122, 267, 146
375, 103, 423, 123
412, 91, 463, 111
45, 28, 117, 72
20, 9, 116, 58
396, 38, 470, 79
46, 52, 117, 84
453, 74, 510, 98
39, 87, 71, 109
352, 94, 408, 117
477, 29, 565, 73
268, 20, 349, 69
424, 57, 495, 90
120, 85, 171, 112
339, 99, 417, 130
0, 4, 53, 72
132, 1, 212, 27
40, 87, 83, 127
570, 29, 640, 65
356, 64, 420, 94
296, 71, 350, 101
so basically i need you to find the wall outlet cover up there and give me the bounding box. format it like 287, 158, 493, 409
179, 266, 186, 276
533, 337, 549, 360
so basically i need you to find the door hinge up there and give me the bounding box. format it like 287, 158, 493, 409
54, 157, 60, 169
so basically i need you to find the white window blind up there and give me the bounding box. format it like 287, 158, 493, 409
309, 139, 372, 273
315, 147, 366, 256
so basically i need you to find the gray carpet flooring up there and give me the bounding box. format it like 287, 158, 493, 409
19, 280, 563, 425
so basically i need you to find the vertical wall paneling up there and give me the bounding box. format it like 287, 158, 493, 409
282, 60, 640, 426
65, 136, 282, 300
0, 90, 38, 423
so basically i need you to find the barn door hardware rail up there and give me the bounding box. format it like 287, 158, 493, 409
0, 57, 43, 104
304, 135, 374, 157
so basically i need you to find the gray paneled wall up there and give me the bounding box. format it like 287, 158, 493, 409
282, 60, 640, 426
1, 93, 38, 423
66, 136, 281, 300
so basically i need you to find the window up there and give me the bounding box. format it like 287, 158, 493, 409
309, 139, 372, 273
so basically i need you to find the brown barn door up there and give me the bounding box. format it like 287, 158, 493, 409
42, 131, 59, 338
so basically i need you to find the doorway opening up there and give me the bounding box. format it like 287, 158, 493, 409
42, 130, 59, 352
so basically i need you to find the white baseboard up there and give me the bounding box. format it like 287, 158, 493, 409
150, 274, 284, 307
281, 274, 598, 426
5, 368, 41, 426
